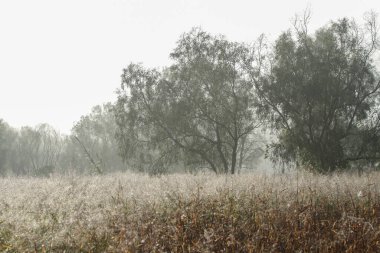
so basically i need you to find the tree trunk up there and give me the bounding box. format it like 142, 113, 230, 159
238, 136, 247, 174
215, 126, 229, 173
230, 140, 238, 174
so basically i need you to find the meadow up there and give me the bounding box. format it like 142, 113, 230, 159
1, 171, 380, 252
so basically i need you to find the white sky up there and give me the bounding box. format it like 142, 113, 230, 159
0, 0, 379, 134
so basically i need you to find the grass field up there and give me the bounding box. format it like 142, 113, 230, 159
1, 171, 380, 252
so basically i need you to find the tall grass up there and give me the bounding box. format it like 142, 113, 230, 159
1, 171, 380, 252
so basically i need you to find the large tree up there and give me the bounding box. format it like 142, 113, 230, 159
115, 28, 263, 174
254, 14, 380, 172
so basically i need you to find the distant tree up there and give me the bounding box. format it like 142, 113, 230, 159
59, 136, 84, 173
35, 124, 63, 175
0, 120, 7, 175
254, 13, 380, 172
68, 103, 124, 173
115, 28, 264, 174
0, 108, 125, 176
15, 124, 62, 176
0, 120, 18, 175
237, 133, 266, 172
14, 126, 37, 175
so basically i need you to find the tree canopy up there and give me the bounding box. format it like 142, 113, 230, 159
1, 13, 380, 175
115, 28, 264, 174
254, 14, 380, 172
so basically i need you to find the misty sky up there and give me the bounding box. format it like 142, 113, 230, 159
0, 0, 379, 134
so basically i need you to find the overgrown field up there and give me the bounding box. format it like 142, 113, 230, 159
1, 171, 380, 252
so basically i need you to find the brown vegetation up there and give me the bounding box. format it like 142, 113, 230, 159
1, 171, 380, 252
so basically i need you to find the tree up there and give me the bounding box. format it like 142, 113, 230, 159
115, 28, 264, 174
68, 103, 124, 173
254, 13, 380, 172
15, 124, 63, 176
0, 120, 19, 176
0, 119, 8, 175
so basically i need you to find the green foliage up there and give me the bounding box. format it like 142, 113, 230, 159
69, 103, 124, 173
15, 124, 62, 176
115, 28, 264, 174
2, 15, 380, 176
0, 120, 18, 175
0, 105, 125, 176
256, 15, 380, 172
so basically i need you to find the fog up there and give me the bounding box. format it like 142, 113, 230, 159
0, 0, 379, 133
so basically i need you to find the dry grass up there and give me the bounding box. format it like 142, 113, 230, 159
1, 171, 380, 252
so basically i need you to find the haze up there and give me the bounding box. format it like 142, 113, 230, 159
0, 0, 379, 133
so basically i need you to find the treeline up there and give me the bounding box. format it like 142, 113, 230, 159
114, 12, 380, 174
0, 103, 124, 176
0, 101, 265, 176
1, 13, 380, 175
